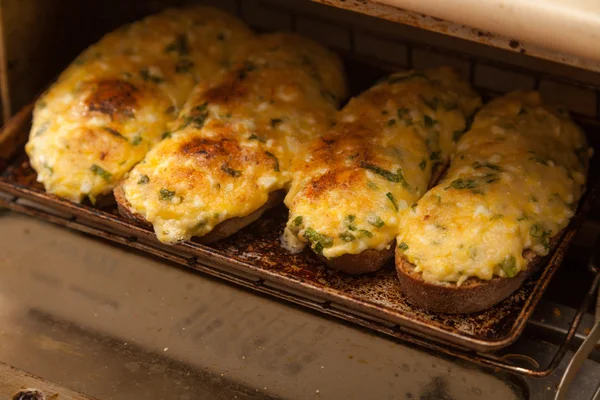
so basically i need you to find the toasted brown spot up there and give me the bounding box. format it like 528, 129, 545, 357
86, 79, 139, 120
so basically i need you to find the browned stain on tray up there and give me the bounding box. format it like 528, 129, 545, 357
2, 157, 562, 342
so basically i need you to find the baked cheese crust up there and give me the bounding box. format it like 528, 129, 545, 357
284, 68, 481, 259
26, 6, 252, 203
396, 92, 590, 284
120, 33, 346, 244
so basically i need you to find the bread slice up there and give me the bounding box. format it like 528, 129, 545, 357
317, 163, 447, 275
395, 237, 558, 314
321, 240, 395, 275
114, 184, 285, 244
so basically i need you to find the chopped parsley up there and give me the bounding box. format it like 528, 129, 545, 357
367, 215, 385, 228
360, 162, 409, 188
248, 134, 266, 142
397, 108, 413, 126
162, 131, 172, 139
175, 59, 195, 73
303, 227, 333, 255
530, 224, 551, 250
499, 255, 518, 277
159, 188, 175, 201
102, 127, 126, 140
292, 216, 303, 226
339, 232, 355, 242
448, 178, 478, 189
270, 118, 283, 128
419, 159, 427, 171
90, 164, 111, 181
238, 61, 256, 80
387, 119, 396, 126
398, 242, 409, 251
529, 155, 551, 166
131, 135, 142, 146
429, 151, 441, 161
179, 102, 209, 130
423, 115, 436, 128
139, 67, 164, 83
386, 192, 399, 211
265, 151, 280, 172
367, 181, 378, 190
164, 34, 190, 56
358, 229, 373, 238
221, 163, 241, 177
420, 95, 439, 111
472, 161, 502, 171
137, 175, 150, 184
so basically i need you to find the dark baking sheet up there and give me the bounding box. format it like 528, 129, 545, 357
0, 101, 595, 356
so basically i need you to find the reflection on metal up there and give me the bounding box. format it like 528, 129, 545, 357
0, 213, 526, 400
0, 101, 598, 376
311, 0, 600, 73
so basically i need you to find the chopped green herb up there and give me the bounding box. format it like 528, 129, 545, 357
387, 119, 396, 126
293, 216, 303, 226
367, 215, 385, 228
102, 127, 126, 140
265, 151, 280, 172
238, 61, 256, 80
139, 68, 164, 83
345, 215, 356, 224
36, 100, 47, 109
499, 255, 518, 277
175, 59, 194, 73
193, 220, 208, 230
90, 164, 111, 181
529, 156, 550, 166
386, 192, 398, 211
530, 224, 551, 250
423, 115, 436, 128
398, 242, 409, 251
518, 107, 527, 116
429, 151, 441, 161
303, 227, 333, 255
164, 34, 190, 55
162, 131, 172, 139
358, 229, 373, 238
420, 95, 439, 111
419, 159, 427, 171
137, 175, 150, 184
35, 122, 49, 136
248, 134, 266, 142
367, 181, 378, 190
517, 215, 528, 221
449, 178, 478, 189
472, 161, 502, 171
159, 188, 176, 201
270, 118, 283, 128
221, 163, 241, 177
360, 162, 409, 188
410, 203, 418, 211
339, 232, 355, 242
131, 135, 142, 146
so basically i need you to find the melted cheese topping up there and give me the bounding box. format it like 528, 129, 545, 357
284, 68, 481, 258
122, 33, 344, 244
26, 6, 252, 203
396, 92, 590, 284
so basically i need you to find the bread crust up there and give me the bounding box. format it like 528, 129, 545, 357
310, 162, 447, 275
395, 239, 556, 314
114, 184, 284, 244
321, 240, 395, 275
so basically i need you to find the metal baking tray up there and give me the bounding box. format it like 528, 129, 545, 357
0, 78, 598, 376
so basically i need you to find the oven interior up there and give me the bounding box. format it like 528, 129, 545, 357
0, 0, 600, 398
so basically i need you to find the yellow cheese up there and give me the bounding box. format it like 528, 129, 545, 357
396, 92, 590, 284
284, 68, 481, 258
26, 6, 253, 203
121, 33, 345, 244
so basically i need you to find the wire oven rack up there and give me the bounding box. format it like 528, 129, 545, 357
0, 97, 599, 377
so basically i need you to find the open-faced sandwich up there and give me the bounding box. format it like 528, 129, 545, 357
395, 91, 590, 313
282, 68, 481, 274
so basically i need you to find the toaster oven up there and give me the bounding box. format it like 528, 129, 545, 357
0, 0, 599, 399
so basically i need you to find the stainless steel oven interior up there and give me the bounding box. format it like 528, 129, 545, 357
0, 0, 599, 399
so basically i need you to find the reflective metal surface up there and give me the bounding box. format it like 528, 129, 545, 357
1, 211, 600, 399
